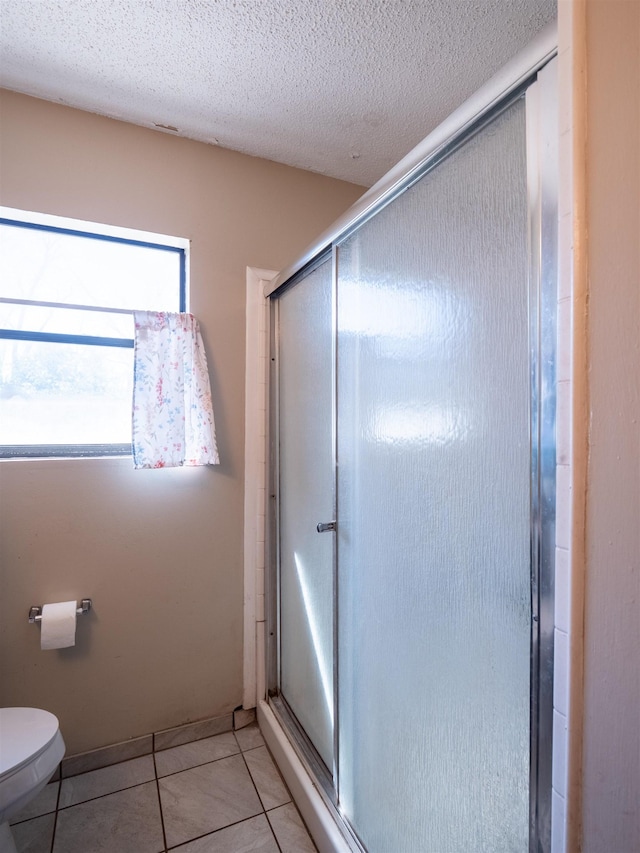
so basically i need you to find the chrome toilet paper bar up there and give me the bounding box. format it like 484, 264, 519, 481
28, 599, 92, 624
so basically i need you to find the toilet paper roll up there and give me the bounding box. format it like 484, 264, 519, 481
40, 601, 77, 650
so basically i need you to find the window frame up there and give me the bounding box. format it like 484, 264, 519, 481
0, 213, 188, 459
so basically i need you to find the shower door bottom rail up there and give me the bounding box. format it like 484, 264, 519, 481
266, 695, 366, 853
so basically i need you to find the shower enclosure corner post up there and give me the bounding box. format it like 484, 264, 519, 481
526, 56, 559, 853
265, 294, 280, 701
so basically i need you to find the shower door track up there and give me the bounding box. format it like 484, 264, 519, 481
268, 694, 367, 853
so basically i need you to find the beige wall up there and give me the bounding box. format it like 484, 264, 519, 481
581, 1, 640, 850
0, 90, 364, 755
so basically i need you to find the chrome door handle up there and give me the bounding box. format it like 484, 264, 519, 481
316, 521, 336, 533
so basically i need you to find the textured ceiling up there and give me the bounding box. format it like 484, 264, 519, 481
0, 0, 556, 186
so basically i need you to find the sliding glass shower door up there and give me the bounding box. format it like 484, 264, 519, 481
276, 259, 335, 771
336, 99, 530, 851
270, 58, 556, 852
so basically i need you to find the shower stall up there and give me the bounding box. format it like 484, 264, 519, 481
262, 28, 557, 853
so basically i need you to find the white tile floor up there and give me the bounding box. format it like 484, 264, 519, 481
9, 724, 317, 853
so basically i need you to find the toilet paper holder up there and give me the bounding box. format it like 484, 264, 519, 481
28, 599, 92, 624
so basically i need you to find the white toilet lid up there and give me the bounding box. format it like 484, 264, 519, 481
0, 708, 60, 776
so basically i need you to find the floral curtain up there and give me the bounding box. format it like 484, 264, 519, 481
132, 311, 220, 469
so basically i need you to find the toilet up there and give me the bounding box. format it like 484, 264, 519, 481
0, 708, 65, 853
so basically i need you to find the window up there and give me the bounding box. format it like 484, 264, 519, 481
0, 208, 188, 458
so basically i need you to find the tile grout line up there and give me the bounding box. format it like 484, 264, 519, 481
48, 770, 62, 853
235, 732, 284, 853
50, 777, 152, 813
152, 734, 169, 853
236, 733, 269, 813
265, 802, 319, 853
264, 808, 285, 853
163, 813, 273, 852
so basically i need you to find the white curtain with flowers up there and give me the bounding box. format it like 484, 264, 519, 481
132, 311, 219, 469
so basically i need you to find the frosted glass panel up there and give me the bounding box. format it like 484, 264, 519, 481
278, 260, 334, 769
337, 100, 530, 851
